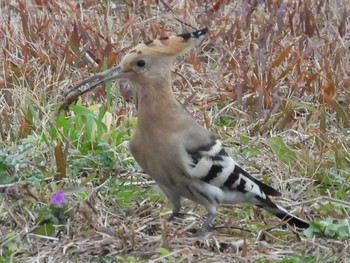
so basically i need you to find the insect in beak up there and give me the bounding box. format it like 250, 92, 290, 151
59, 65, 130, 112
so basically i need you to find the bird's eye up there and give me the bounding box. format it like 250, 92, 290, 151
136, 60, 146, 67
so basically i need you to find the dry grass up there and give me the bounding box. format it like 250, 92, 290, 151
0, 0, 349, 262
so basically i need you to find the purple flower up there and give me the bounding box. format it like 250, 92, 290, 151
50, 190, 65, 206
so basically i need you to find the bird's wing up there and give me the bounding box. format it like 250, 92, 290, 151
175, 125, 309, 229
180, 126, 281, 200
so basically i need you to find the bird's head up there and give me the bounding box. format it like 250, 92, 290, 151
61, 27, 208, 108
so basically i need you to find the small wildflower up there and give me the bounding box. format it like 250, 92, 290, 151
50, 190, 65, 206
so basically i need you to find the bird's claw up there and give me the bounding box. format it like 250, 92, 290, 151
167, 211, 185, 221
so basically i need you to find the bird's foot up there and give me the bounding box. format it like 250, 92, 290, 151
191, 212, 216, 237
192, 228, 209, 237
167, 211, 185, 221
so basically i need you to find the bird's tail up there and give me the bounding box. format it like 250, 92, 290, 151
260, 201, 309, 229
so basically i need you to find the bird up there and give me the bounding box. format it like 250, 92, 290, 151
62, 27, 309, 236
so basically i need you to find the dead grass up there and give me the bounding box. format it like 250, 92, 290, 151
0, 0, 350, 262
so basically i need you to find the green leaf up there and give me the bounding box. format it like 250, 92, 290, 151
241, 147, 261, 158
336, 221, 350, 237
303, 227, 316, 238
55, 112, 66, 127
286, 99, 318, 113
47, 122, 58, 140
84, 115, 93, 142
69, 105, 96, 117
238, 134, 250, 144
34, 223, 55, 236
81, 172, 97, 185
126, 257, 138, 263
157, 247, 170, 255
268, 137, 296, 165
304, 219, 350, 239
35, 207, 54, 224
0, 173, 16, 184
27, 101, 41, 125
0, 256, 18, 263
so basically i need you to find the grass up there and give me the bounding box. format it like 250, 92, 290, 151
1, 0, 350, 262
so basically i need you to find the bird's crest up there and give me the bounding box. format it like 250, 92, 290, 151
128, 27, 208, 57
60, 27, 208, 111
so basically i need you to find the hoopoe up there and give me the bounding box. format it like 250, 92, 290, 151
63, 27, 309, 236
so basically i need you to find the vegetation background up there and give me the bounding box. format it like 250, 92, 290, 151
0, 0, 349, 262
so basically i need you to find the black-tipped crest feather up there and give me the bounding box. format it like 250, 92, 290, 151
177, 27, 208, 40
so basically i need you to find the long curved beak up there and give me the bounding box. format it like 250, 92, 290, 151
59, 65, 129, 112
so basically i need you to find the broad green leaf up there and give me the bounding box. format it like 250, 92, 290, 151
34, 223, 55, 236
0, 172, 16, 184
69, 105, 96, 117
268, 137, 296, 165
47, 122, 58, 140
238, 134, 250, 144
55, 112, 67, 128
336, 220, 350, 237
35, 207, 54, 224
157, 247, 170, 256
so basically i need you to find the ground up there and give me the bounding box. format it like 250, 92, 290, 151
0, 1, 349, 262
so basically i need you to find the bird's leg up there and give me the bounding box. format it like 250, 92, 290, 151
167, 208, 180, 221
193, 212, 216, 237
166, 194, 181, 221
158, 183, 182, 221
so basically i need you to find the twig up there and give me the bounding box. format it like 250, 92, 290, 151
27, 233, 60, 241
174, 18, 197, 30
285, 196, 350, 208
0, 183, 16, 188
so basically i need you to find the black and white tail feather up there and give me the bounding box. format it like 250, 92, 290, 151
182, 136, 309, 232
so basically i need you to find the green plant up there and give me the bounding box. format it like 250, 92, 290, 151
304, 218, 350, 239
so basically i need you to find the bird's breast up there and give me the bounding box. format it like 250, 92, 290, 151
129, 128, 182, 185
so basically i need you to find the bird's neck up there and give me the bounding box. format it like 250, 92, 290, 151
136, 76, 177, 111
134, 75, 182, 130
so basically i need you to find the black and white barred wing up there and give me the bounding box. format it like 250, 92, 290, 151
182, 136, 309, 229
184, 137, 281, 199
